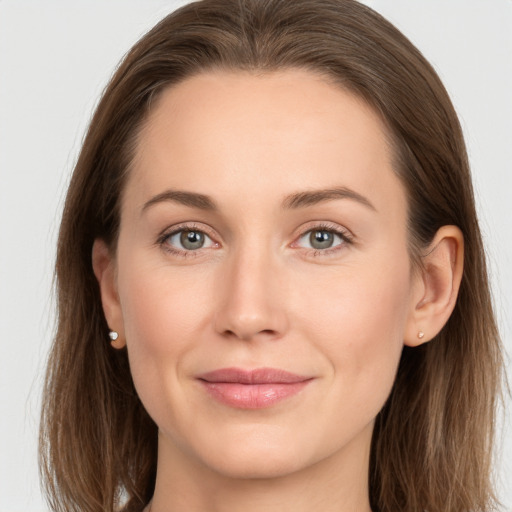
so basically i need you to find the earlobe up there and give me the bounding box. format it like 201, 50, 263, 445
92, 239, 126, 349
404, 225, 464, 347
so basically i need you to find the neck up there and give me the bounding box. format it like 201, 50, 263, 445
149, 425, 373, 512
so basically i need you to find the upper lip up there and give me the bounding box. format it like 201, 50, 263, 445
197, 367, 312, 384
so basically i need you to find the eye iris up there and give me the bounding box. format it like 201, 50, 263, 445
180, 230, 204, 250
310, 230, 334, 249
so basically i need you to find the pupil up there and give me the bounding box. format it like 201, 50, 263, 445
180, 230, 204, 250
310, 230, 333, 249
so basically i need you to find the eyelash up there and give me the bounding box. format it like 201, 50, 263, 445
157, 221, 354, 259
157, 222, 217, 258
294, 222, 354, 257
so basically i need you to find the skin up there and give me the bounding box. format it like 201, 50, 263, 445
93, 69, 464, 512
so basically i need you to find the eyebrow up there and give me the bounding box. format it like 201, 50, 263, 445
282, 186, 376, 211
141, 186, 376, 214
142, 190, 217, 213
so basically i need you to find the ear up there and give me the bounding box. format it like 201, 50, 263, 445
92, 239, 126, 349
404, 225, 464, 347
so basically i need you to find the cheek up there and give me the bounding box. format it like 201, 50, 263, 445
115, 249, 215, 414
118, 257, 210, 354
298, 254, 412, 403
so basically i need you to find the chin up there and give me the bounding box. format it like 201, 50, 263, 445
187, 425, 326, 481
205, 448, 307, 480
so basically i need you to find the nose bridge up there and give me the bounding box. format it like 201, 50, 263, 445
214, 237, 287, 341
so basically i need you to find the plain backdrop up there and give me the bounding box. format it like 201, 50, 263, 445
0, 1, 511, 510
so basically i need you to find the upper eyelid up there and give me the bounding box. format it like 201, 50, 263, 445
298, 228, 348, 241
293, 221, 353, 240
159, 222, 216, 239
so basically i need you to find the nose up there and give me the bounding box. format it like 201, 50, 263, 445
214, 247, 289, 342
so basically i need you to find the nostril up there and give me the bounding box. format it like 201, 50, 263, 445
222, 328, 279, 342
213, 282, 289, 341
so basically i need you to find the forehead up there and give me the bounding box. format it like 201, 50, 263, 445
126, 69, 405, 219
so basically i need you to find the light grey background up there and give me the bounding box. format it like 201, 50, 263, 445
0, 1, 510, 510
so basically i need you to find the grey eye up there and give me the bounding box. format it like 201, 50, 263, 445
166, 229, 214, 251
309, 230, 336, 249
180, 230, 205, 250
297, 228, 345, 251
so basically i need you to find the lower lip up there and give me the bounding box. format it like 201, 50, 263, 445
200, 381, 311, 409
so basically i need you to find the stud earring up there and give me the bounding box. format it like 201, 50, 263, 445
109, 331, 119, 342
417, 330, 425, 339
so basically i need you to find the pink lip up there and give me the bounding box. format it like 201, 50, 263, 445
197, 367, 313, 409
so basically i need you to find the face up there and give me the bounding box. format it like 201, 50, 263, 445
108, 69, 420, 480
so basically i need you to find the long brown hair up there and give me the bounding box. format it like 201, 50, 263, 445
40, 1, 504, 511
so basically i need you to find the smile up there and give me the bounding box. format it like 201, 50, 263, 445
197, 367, 314, 409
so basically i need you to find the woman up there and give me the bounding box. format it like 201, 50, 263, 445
39, 0, 504, 511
